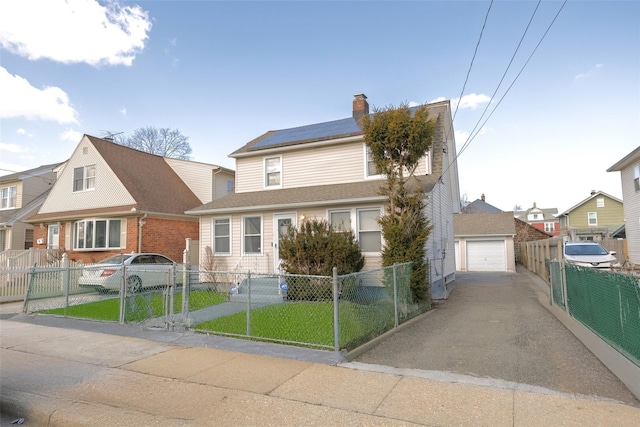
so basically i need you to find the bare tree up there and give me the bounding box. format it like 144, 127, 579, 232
115, 127, 192, 160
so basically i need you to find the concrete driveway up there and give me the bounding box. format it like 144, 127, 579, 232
352, 268, 640, 407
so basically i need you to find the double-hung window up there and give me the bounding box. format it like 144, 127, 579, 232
357, 208, 382, 252
587, 212, 597, 226
243, 216, 262, 254
213, 218, 231, 255
544, 222, 555, 232
634, 164, 640, 192
365, 147, 382, 178
329, 210, 352, 232
73, 219, 121, 250
73, 165, 96, 192
264, 156, 281, 188
1, 186, 17, 209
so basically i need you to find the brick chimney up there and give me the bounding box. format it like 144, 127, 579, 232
481, 194, 485, 202
353, 93, 369, 122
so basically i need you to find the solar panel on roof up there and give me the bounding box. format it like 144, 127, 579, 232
251, 117, 362, 149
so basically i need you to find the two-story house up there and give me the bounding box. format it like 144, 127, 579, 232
27, 135, 234, 264
608, 146, 640, 265
558, 190, 624, 241
514, 202, 560, 236
0, 163, 62, 252
186, 94, 461, 299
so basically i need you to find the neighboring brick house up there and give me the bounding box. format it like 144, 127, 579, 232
27, 135, 234, 264
608, 146, 640, 265
0, 163, 62, 251
187, 94, 461, 299
557, 191, 624, 241
514, 202, 560, 236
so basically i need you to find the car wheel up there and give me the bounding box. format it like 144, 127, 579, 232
128, 276, 142, 293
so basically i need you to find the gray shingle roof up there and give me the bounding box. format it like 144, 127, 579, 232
454, 212, 516, 236
187, 176, 439, 214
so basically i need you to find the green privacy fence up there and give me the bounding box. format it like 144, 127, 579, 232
548, 260, 640, 366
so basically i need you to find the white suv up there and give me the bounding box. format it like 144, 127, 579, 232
563, 241, 620, 269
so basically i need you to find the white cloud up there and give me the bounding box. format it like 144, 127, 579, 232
430, 94, 491, 110
575, 64, 604, 81
0, 67, 79, 124
59, 129, 83, 142
0, 0, 152, 66
16, 128, 33, 137
120, 107, 127, 116
0, 142, 28, 154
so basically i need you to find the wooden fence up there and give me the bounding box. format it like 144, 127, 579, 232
518, 237, 629, 282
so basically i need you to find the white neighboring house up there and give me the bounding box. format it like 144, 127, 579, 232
607, 146, 640, 265
187, 94, 461, 299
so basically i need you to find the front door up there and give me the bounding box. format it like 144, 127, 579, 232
47, 224, 59, 249
274, 213, 296, 273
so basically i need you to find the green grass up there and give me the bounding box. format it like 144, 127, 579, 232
195, 299, 395, 349
38, 290, 227, 322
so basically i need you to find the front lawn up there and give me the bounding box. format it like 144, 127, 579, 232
195, 299, 395, 349
38, 290, 227, 322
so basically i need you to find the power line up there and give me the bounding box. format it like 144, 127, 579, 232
441, 0, 568, 182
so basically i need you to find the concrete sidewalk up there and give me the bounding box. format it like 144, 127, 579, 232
2, 313, 640, 426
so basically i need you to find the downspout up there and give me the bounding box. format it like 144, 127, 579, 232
138, 213, 147, 253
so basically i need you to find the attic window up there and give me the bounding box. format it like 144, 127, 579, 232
73, 165, 95, 192
596, 197, 604, 208
1, 186, 17, 209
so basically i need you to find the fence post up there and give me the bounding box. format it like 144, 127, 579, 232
393, 264, 399, 328
246, 271, 251, 336
119, 265, 126, 324
182, 246, 190, 317
333, 266, 340, 353
62, 253, 70, 316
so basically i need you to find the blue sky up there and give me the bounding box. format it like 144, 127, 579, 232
0, 0, 638, 213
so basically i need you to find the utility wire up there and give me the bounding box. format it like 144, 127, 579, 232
441, 0, 567, 182
451, 0, 494, 123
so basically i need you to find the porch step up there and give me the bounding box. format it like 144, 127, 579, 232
229, 277, 284, 304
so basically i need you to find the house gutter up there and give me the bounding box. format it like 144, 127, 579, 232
138, 212, 147, 253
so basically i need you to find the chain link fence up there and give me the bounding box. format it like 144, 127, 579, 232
22, 261, 426, 353
547, 260, 640, 366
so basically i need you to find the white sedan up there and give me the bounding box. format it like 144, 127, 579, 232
78, 253, 185, 293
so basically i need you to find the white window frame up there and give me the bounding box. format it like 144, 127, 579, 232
587, 212, 597, 226
596, 197, 604, 208
212, 217, 231, 255
329, 209, 353, 232
634, 164, 640, 192
544, 222, 555, 232
72, 218, 122, 250
364, 146, 383, 179
0, 186, 17, 209
73, 165, 96, 192
357, 208, 382, 253
264, 156, 282, 189
242, 215, 263, 255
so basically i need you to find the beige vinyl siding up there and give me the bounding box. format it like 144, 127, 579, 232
39, 137, 135, 214
621, 162, 640, 264
165, 158, 222, 204
284, 143, 364, 187
235, 157, 264, 193
213, 170, 235, 199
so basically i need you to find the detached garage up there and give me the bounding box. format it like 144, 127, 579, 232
454, 212, 516, 272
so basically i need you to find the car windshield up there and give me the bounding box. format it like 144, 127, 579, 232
97, 254, 132, 264
565, 244, 608, 256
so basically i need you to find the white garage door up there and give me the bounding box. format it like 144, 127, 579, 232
467, 240, 506, 272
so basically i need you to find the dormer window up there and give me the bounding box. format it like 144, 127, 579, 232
73, 165, 95, 192
264, 156, 281, 188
